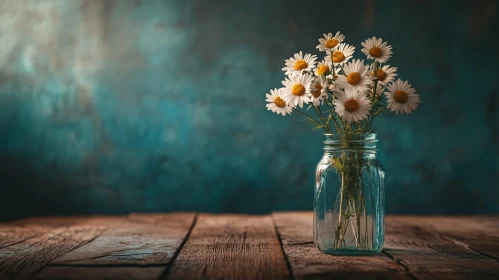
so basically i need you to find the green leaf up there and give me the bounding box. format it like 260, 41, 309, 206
305, 117, 318, 124
327, 113, 333, 122
312, 124, 325, 131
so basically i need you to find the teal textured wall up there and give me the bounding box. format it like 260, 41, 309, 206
1, 0, 498, 220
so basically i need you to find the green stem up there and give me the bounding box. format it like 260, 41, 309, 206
335, 172, 345, 248
349, 200, 359, 247
324, 99, 343, 134
312, 105, 331, 133
339, 64, 345, 75
372, 81, 378, 103
366, 108, 385, 132
293, 108, 321, 125
331, 60, 337, 80
371, 62, 379, 103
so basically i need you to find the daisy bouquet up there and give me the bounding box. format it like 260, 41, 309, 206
265, 32, 421, 251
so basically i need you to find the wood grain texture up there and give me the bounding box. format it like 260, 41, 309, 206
0, 224, 45, 249
49, 213, 196, 265
165, 214, 290, 280
273, 212, 409, 280
384, 216, 499, 279
410, 216, 499, 261
34, 266, 165, 280
3, 213, 499, 280
0, 225, 105, 278
0, 216, 92, 250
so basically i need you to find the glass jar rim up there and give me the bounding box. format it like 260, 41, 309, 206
323, 133, 378, 150
324, 133, 377, 137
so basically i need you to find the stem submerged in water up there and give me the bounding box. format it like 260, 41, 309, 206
333, 150, 373, 251
334, 173, 345, 248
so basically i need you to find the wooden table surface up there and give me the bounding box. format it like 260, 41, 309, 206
0, 212, 498, 280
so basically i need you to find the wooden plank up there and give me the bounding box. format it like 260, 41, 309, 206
34, 266, 165, 280
35, 213, 196, 279
13, 216, 100, 227
48, 213, 196, 265
273, 212, 409, 280
384, 216, 499, 279
165, 214, 290, 280
466, 216, 499, 231
0, 224, 46, 249
0, 225, 105, 278
392, 216, 499, 262
0, 216, 95, 250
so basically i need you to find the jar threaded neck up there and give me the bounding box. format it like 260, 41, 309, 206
323, 133, 378, 151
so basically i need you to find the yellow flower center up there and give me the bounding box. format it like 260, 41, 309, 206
274, 96, 286, 108
313, 84, 322, 98
344, 99, 360, 113
291, 84, 306, 96
317, 65, 330, 76
374, 69, 387, 81
332, 51, 345, 63
347, 72, 361, 85
369, 47, 382, 58
394, 90, 408, 103
294, 60, 308, 71
325, 38, 339, 49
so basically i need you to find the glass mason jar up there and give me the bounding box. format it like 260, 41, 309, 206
314, 133, 385, 255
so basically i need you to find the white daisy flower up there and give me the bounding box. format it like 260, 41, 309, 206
282, 51, 317, 75
384, 79, 421, 115
266, 88, 292, 116
310, 76, 329, 106
316, 31, 345, 52
361, 37, 393, 63
333, 88, 372, 124
281, 72, 314, 108
371, 65, 398, 85
325, 43, 355, 66
335, 59, 371, 93
314, 60, 332, 76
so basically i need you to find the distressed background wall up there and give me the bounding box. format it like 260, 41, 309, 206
1, 0, 498, 220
